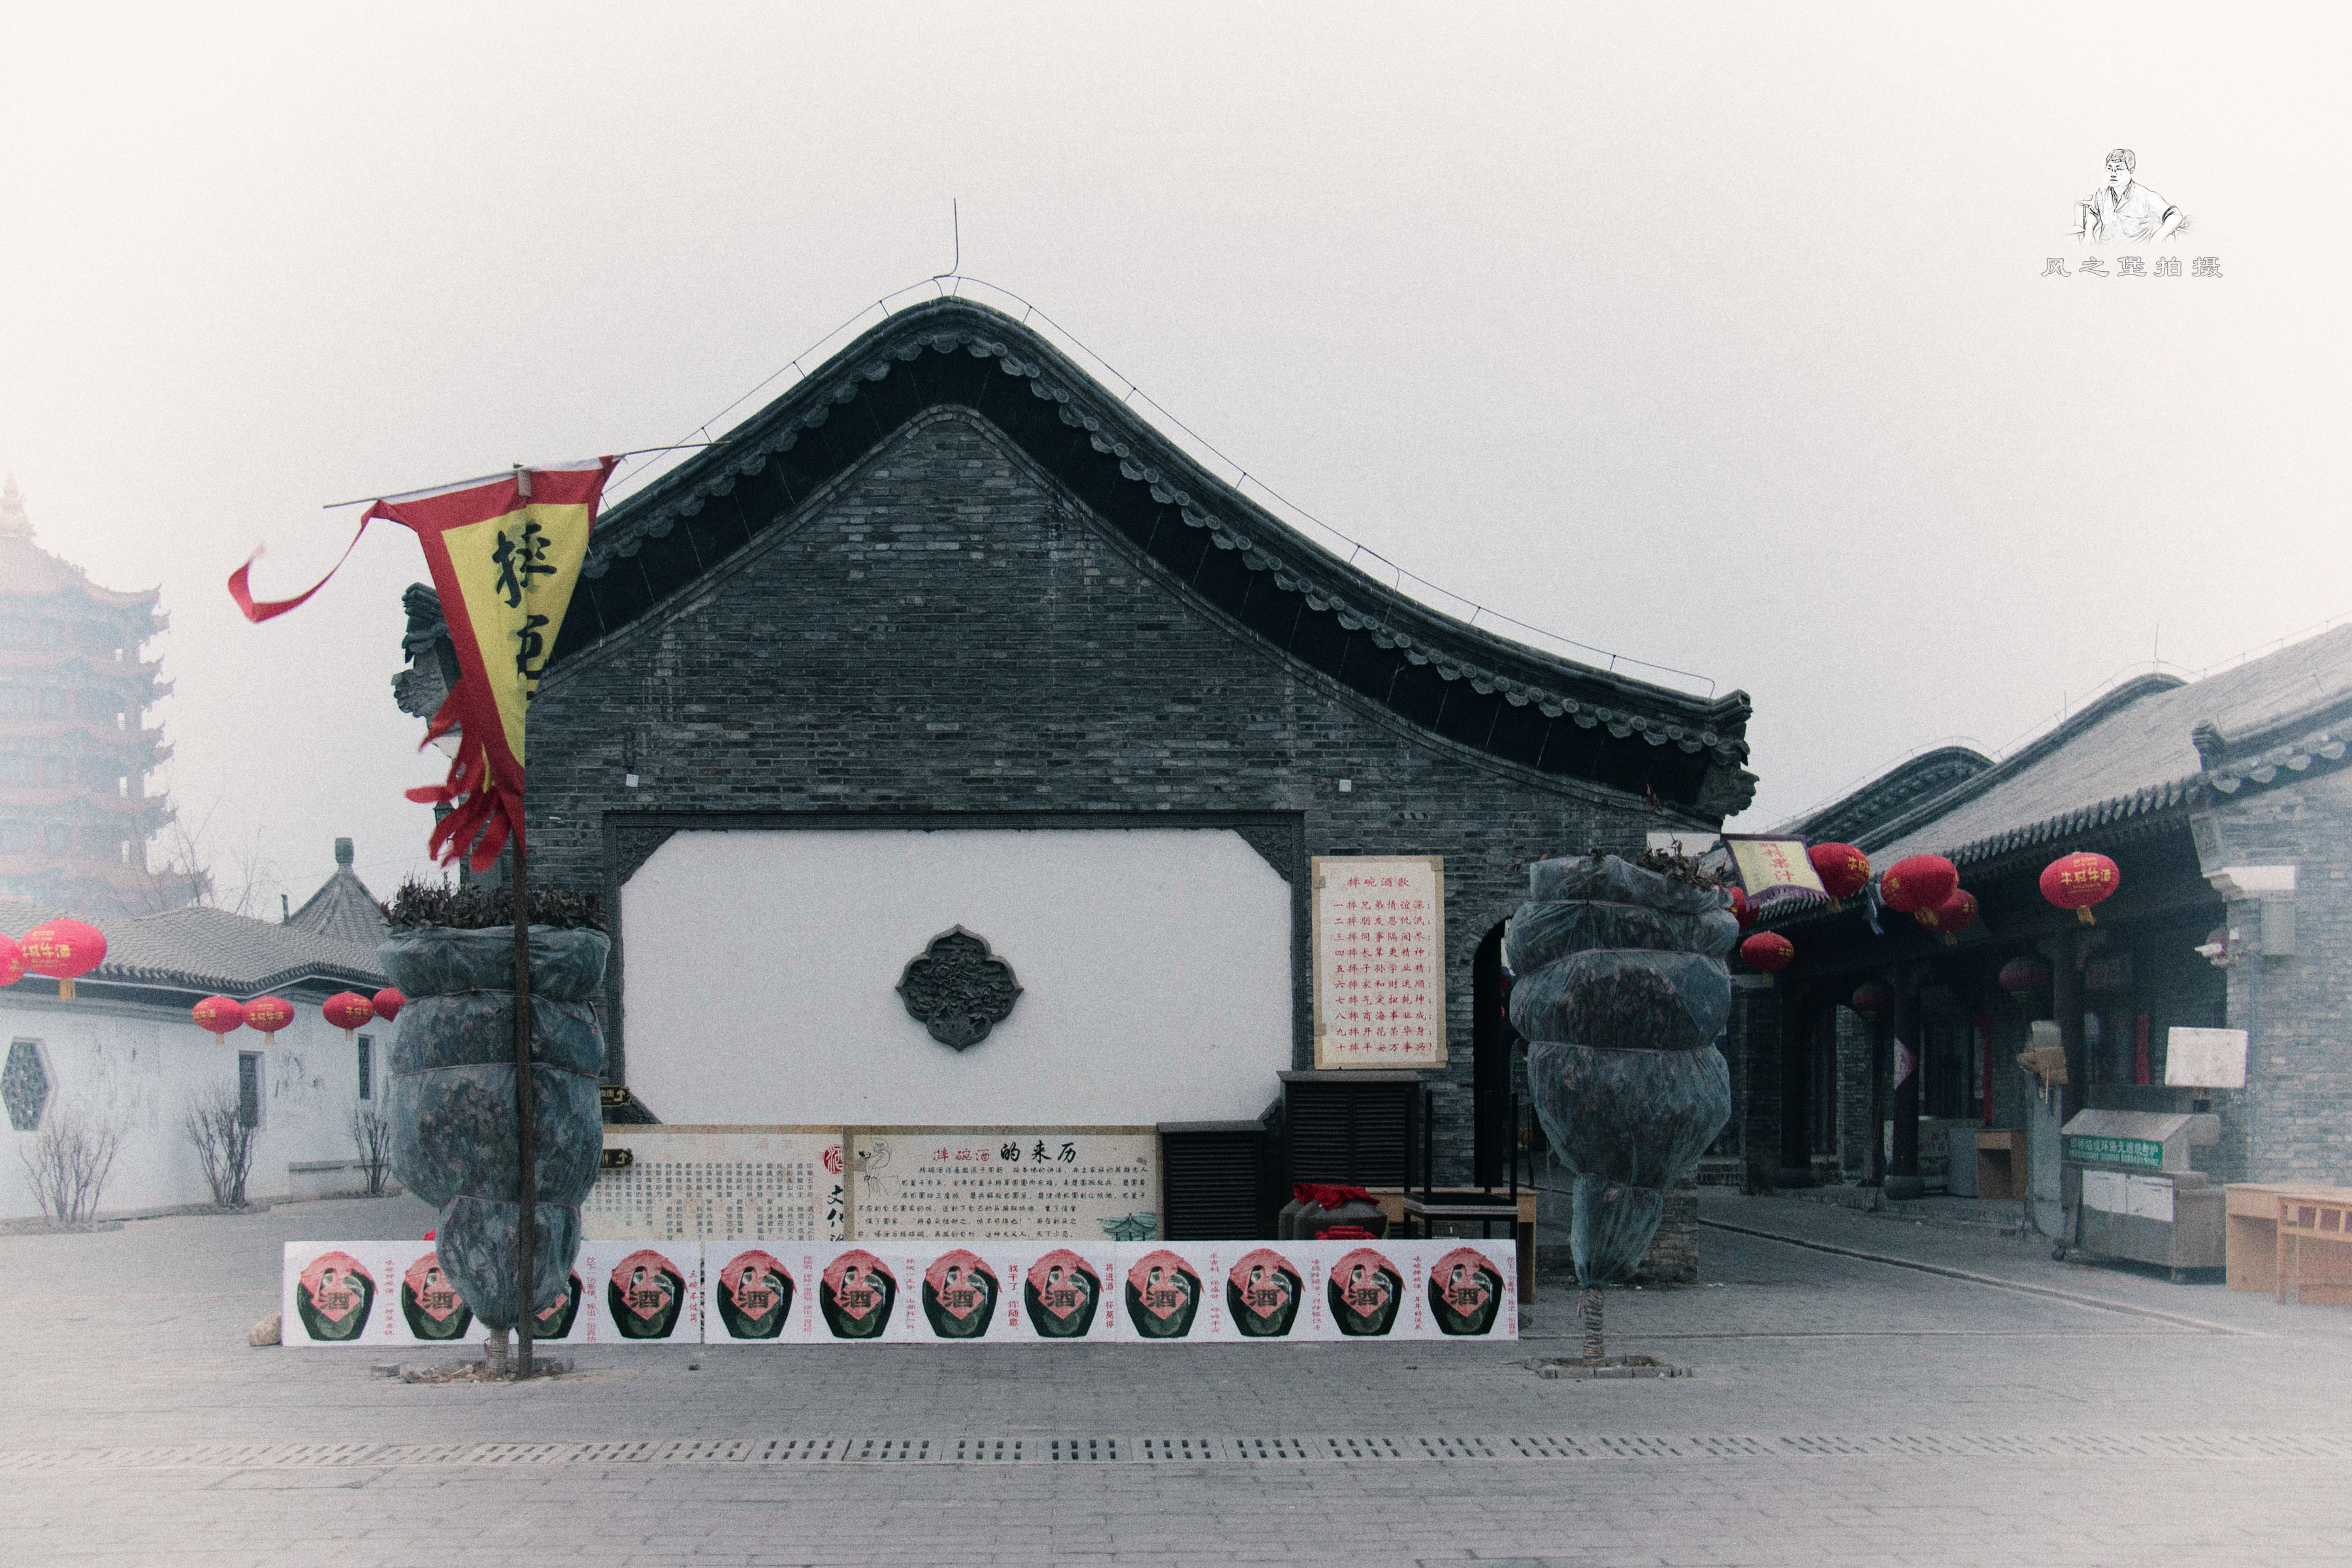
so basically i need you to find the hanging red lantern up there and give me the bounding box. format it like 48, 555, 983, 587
20, 918, 106, 1001
1807, 843, 1872, 911
322, 992, 376, 1041
1728, 887, 1759, 930
0, 932, 21, 987
1851, 979, 1893, 1015
244, 994, 295, 1045
1915, 889, 1978, 946
1880, 855, 1957, 915
2040, 851, 2119, 924
372, 987, 406, 1022
1997, 956, 2049, 996
1740, 931, 1795, 973
192, 996, 248, 1034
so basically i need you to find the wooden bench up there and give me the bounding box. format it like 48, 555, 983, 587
2278, 1192, 2352, 1307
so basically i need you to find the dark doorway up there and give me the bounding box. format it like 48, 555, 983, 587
1471, 920, 1520, 1186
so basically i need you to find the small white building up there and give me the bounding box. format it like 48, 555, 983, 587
2, 839, 400, 1220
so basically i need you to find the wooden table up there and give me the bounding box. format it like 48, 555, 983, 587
2278, 1192, 2352, 1306
2226, 1183, 2352, 1300
1397, 1190, 1539, 1303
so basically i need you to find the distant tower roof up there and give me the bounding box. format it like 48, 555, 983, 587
0, 474, 29, 539
285, 837, 387, 947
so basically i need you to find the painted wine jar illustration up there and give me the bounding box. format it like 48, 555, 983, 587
715, 1250, 795, 1340
1024, 1250, 1103, 1338
1326, 1245, 1404, 1336
1123, 1249, 1201, 1339
820, 1251, 898, 1339
608, 1249, 687, 1340
1226, 1248, 1304, 1338
921, 1250, 1001, 1339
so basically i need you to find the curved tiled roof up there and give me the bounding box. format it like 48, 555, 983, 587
1854, 627, 2352, 870
284, 838, 389, 949
1, 900, 385, 1004
554, 299, 1754, 813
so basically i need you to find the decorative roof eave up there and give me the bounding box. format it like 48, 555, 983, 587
576, 299, 1751, 771
1851, 674, 2186, 855
1930, 772, 2203, 872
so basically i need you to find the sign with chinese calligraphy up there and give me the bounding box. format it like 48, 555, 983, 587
845, 1127, 1160, 1243
585, 1127, 847, 1243
1311, 855, 1446, 1069
1722, 834, 1827, 916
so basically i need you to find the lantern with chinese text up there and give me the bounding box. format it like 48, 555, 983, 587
0, 932, 20, 988
1914, 889, 1978, 946
1879, 855, 1957, 915
373, 987, 406, 1022
244, 994, 295, 1045
192, 995, 247, 1036
1997, 955, 2050, 998
20, 918, 106, 1001
2040, 851, 2119, 924
323, 991, 376, 1041
1807, 843, 1871, 912
1740, 931, 1795, 974
1851, 979, 1893, 1015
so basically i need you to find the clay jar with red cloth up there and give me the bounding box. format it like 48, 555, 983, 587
1280, 1182, 1391, 1240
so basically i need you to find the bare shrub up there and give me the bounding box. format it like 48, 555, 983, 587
349, 1103, 393, 1196
18, 1106, 122, 1227
184, 1091, 259, 1209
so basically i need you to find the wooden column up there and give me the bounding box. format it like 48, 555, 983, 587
1886, 969, 1924, 1201
1777, 985, 1816, 1188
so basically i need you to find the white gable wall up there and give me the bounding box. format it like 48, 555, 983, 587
621, 827, 1292, 1126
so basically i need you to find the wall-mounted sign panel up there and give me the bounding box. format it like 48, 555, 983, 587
845, 1126, 1159, 1243
586, 1127, 847, 1243
1310, 855, 1445, 1069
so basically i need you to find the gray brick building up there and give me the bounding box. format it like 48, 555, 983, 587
1729, 625, 2352, 1200
475, 297, 1757, 1205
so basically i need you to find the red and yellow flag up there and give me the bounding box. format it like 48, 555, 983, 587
231, 457, 616, 870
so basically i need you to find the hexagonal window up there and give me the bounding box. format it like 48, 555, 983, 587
3, 1040, 50, 1132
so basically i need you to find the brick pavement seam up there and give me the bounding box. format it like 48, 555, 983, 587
1695, 1219, 2254, 1335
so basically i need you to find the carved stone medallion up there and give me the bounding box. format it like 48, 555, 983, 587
896, 926, 1022, 1051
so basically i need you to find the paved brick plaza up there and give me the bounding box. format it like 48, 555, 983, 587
4, 1190, 2347, 1567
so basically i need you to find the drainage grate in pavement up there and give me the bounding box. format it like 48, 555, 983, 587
1, 1431, 2345, 1472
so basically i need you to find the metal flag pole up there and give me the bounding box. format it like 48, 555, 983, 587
512, 829, 536, 1379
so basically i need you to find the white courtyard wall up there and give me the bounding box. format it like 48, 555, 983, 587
621, 827, 1292, 1127
1, 992, 391, 1221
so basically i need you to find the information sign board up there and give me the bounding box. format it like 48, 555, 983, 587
1311, 855, 1446, 1068
845, 1126, 1160, 1243
586, 1126, 846, 1242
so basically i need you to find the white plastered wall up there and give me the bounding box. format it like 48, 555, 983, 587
621, 828, 1293, 1126
2, 996, 388, 1220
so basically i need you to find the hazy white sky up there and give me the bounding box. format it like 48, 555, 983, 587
3, 3, 2345, 910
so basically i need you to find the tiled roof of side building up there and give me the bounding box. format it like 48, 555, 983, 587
1856, 625, 2352, 868
0, 900, 385, 1000
284, 838, 390, 949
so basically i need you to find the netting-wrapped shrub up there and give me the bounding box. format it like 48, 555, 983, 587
1507, 854, 1733, 1349
378, 923, 608, 1331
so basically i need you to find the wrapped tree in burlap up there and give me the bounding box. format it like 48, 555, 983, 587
1506, 853, 1734, 1362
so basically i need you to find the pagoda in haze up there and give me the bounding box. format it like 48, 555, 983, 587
0, 477, 201, 913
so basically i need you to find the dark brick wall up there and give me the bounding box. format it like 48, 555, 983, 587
527, 408, 1704, 1184
2210, 764, 2352, 1185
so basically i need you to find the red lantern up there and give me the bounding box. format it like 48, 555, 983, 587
1997, 956, 2049, 996
2040, 851, 2119, 924
192, 995, 247, 1035
1915, 889, 1978, 945
1740, 931, 1795, 973
1728, 887, 1759, 930
372, 988, 406, 1022
323, 991, 376, 1041
0, 932, 20, 987
1851, 979, 1893, 1015
1880, 855, 1957, 915
20, 918, 106, 1001
244, 994, 295, 1044
1808, 843, 1872, 911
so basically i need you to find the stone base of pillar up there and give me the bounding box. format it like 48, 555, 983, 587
1884, 1175, 1925, 1201
1774, 1167, 1818, 1190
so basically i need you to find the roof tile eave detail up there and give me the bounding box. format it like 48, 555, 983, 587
580, 297, 1747, 757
